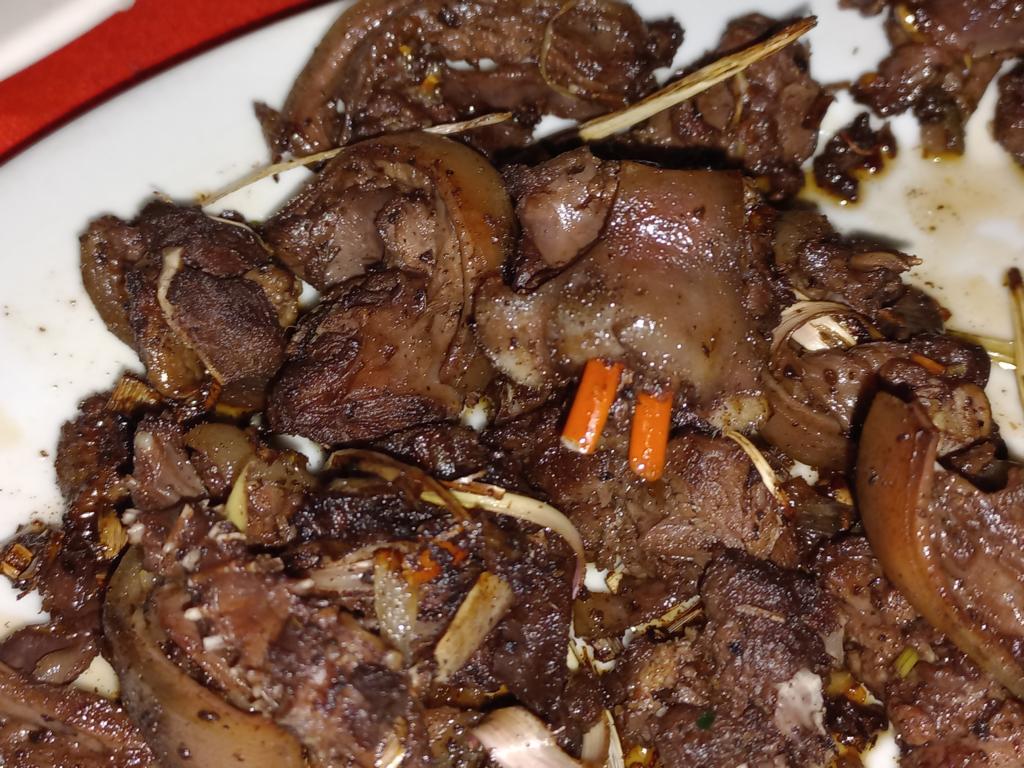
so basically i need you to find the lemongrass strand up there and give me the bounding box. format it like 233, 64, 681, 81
723, 429, 787, 504
198, 111, 512, 206
946, 329, 1016, 367
422, 110, 513, 135
578, 16, 816, 141
197, 146, 345, 206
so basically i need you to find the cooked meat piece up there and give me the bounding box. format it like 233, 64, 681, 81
261, 0, 680, 157
762, 335, 989, 470
263, 132, 512, 291
182, 422, 258, 499
858, 390, 1024, 699
137, 204, 267, 277
370, 423, 492, 480
631, 14, 832, 200
81, 202, 299, 405
270, 270, 481, 444
893, 1, 1024, 57
1, 393, 135, 684
848, 1, 1022, 155
490, 407, 796, 581
873, 286, 946, 341
476, 154, 782, 427
815, 536, 936, 695
0, 661, 153, 768
487, 531, 575, 721
995, 62, 1024, 166
609, 552, 839, 767
79, 216, 146, 346
292, 482, 445, 546
889, 651, 1024, 767
502, 147, 620, 289
699, 552, 837, 714
270, 606, 427, 767
161, 253, 289, 408
772, 207, 915, 315
877, 357, 994, 457
130, 415, 206, 512
124, 252, 208, 399
267, 133, 512, 443
812, 113, 896, 202
854, 42, 1001, 156
54, 392, 132, 505
816, 537, 1024, 764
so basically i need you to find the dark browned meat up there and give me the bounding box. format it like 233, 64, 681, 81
631, 14, 832, 200
370, 423, 493, 480
813, 113, 896, 202
476, 153, 783, 427
762, 335, 990, 470
262, 0, 680, 158
995, 62, 1024, 166
858, 390, 1024, 700
2, 394, 133, 685
266, 133, 513, 444
609, 552, 839, 767
889, 652, 1024, 767
817, 536, 1024, 765
893, 1, 1024, 57
81, 201, 299, 407
772, 207, 915, 316
0, 661, 153, 768
490, 406, 796, 582
130, 415, 206, 512
816, 536, 934, 695
502, 147, 620, 290
848, 1, 1023, 155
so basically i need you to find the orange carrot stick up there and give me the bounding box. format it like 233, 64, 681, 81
629, 390, 673, 482
561, 359, 624, 454
909, 353, 945, 375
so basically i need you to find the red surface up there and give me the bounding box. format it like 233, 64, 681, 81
0, 0, 325, 163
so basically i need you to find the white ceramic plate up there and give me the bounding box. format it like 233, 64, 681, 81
0, 0, 134, 81
1, 1, 1021, 763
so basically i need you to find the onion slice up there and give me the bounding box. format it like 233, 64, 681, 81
1008, 268, 1024, 414
722, 430, 786, 504
856, 392, 1024, 699
424, 480, 586, 596
770, 300, 875, 355
434, 571, 514, 682
473, 706, 582, 768
104, 548, 306, 767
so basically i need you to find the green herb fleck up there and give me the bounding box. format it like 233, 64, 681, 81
696, 709, 716, 730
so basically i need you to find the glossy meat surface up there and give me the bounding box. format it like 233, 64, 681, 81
263, 0, 680, 157
632, 13, 831, 199
477, 155, 779, 422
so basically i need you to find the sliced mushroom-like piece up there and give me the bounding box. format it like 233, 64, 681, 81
104, 548, 307, 767
856, 391, 1024, 699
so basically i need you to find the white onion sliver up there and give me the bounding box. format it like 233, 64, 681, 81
603, 710, 625, 768
722, 430, 786, 504
434, 571, 514, 683
473, 707, 582, 768
424, 483, 586, 595
771, 300, 861, 354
